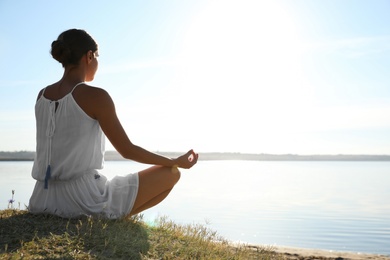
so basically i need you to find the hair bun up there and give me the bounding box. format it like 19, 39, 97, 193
51, 40, 71, 64
50, 29, 98, 67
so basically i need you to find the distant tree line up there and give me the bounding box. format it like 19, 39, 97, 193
1, 151, 390, 161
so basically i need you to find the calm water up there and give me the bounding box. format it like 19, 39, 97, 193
1, 160, 390, 255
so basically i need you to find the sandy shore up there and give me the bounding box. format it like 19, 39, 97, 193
272, 246, 390, 260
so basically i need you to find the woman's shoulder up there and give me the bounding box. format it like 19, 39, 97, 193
73, 84, 115, 119
36, 89, 44, 101
79, 84, 109, 96
77, 84, 113, 103
36, 84, 54, 101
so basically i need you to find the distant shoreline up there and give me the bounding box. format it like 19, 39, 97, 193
1, 151, 390, 161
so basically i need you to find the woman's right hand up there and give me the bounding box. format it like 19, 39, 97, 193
174, 149, 199, 169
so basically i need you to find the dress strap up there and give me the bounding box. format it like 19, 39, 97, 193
38, 87, 48, 100
70, 82, 85, 93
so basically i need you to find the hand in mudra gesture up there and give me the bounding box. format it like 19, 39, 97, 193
174, 150, 199, 169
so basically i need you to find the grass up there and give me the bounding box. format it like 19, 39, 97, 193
0, 209, 281, 259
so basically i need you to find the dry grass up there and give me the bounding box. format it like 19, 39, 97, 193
0, 209, 281, 259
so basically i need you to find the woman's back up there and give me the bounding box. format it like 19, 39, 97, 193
32, 82, 104, 185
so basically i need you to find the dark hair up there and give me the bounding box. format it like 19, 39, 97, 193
51, 29, 98, 67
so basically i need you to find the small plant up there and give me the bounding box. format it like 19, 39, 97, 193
7, 190, 15, 209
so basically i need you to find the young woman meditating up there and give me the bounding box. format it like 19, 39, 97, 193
29, 29, 198, 218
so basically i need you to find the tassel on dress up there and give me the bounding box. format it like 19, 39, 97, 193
44, 165, 51, 189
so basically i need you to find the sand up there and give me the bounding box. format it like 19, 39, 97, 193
272, 246, 390, 260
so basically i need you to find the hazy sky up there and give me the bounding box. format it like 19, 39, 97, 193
1, 0, 389, 154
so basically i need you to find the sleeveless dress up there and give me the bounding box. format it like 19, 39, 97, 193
29, 82, 139, 219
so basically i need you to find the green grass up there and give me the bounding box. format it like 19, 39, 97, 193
0, 209, 280, 259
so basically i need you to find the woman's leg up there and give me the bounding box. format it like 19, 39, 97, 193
129, 165, 181, 216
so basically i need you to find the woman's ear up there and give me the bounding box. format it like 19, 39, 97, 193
86, 50, 93, 63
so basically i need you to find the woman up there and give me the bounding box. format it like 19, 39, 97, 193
29, 29, 198, 219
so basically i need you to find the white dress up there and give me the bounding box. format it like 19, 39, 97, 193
29, 82, 139, 219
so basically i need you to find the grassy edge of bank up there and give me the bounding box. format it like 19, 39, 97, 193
0, 209, 279, 259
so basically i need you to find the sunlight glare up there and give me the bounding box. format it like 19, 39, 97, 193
171, 0, 311, 152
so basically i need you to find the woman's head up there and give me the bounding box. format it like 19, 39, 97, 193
51, 29, 98, 68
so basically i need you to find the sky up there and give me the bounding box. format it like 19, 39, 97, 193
0, 0, 390, 155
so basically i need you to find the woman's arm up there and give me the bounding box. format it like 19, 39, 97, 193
88, 87, 198, 169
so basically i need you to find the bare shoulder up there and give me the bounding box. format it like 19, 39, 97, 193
36, 84, 54, 101
78, 84, 109, 96
76, 84, 113, 103
73, 84, 115, 119
36, 89, 44, 101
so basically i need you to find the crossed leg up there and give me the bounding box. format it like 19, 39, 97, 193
129, 165, 181, 216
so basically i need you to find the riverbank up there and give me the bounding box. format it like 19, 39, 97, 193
273, 246, 390, 260
0, 209, 273, 259
1, 209, 388, 259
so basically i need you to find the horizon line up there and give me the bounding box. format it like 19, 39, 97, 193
1, 150, 390, 157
